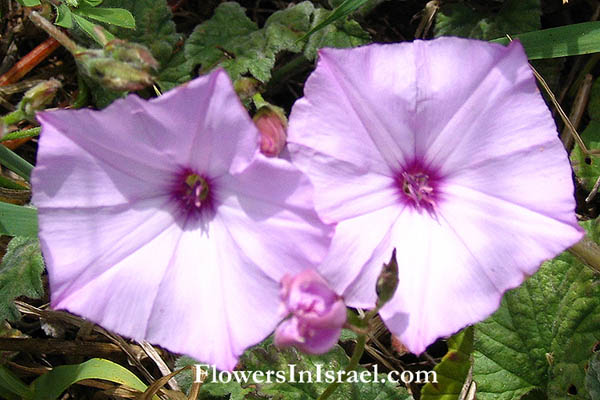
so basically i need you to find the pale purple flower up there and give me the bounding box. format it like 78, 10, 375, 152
287, 38, 583, 354
32, 69, 332, 371
254, 106, 287, 157
275, 269, 346, 354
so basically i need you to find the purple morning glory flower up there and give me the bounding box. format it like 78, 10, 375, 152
287, 38, 583, 354
32, 69, 332, 370
275, 269, 346, 354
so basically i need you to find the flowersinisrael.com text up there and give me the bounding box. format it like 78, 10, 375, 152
193, 364, 437, 385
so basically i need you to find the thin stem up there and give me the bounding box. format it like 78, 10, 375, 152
317, 334, 367, 400
267, 55, 310, 92
2, 109, 27, 125
29, 11, 79, 54
569, 235, 600, 274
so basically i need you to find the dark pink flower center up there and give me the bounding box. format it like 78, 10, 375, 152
171, 168, 215, 224
396, 163, 440, 213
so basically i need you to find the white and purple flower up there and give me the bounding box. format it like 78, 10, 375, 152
287, 38, 583, 353
32, 69, 333, 370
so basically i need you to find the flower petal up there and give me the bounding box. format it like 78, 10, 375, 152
215, 155, 334, 281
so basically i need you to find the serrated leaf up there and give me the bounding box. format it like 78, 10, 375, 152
156, 50, 192, 92
421, 327, 473, 400
0, 237, 44, 322
304, 8, 370, 60
176, 341, 412, 400
31, 358, 151, 400
55, 4, 73, 29
264, 1, 315, 54
185, 2, 272, 83
301, 0, 369, 41
75, 7, 135, 29
435, 0, 540, 40
473, 220, 600, 400
570, 119, 600, 192
586, 353, 600, 400
100, 0, 179, 66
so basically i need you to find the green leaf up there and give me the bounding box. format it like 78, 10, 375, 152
571, 119, 600, 192
75, 7, 135, 29
473, 220, 600, 399
0, 364, 33, 399
100, 0, 179, 66
31, 358, 150, 400
0, 237, 44, 322
586, 353, 600, 400
156, 50, 193, 92
185, 2, 271, 82
492, 22, 600, 60
81, 0, 103, 6
421, 327, 473, 400
55, 4, 73, 29
0, 203, 37, 237
303, 7, 370, 60
0, 145, 32, 182
72, 13, 115, 45
301, 0, 368, 40
16, 0, 41, 6
435, 0, 540, 40
0, 128, 40, 143
264, 1, 315, 54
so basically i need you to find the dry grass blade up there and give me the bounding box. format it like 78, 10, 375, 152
139, 365, 196, 400
139, 340, 180, 391
560, 74, 593, 149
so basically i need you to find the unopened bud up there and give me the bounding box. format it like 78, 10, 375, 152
104, 39, 159, 73
376, 249, 399, 308
234, 77, 261, 100
19, 79, 62, 119
77, 51, 155, 92
254, 106, 287, 157
275, 269, 346, 355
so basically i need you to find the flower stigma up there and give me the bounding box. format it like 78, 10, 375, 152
399, 170, 436, 212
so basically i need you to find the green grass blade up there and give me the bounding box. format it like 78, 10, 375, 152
0, 364, 33, 399
0, 127, 41, 143
0, 145, 33, 181
31, 358, 153, 400
0, 202, 38, 237
300, 0, 368, 41
492, 21, 600, 59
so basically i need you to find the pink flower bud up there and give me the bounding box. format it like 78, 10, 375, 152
254, 106, 287, 157
274, 269, 346, 354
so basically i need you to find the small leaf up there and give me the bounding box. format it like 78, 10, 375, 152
0, 237, 44, 322
421, 327, 473, 400
72, 13, 115, 45
75, 7, 135, 29
54, 4, 73, 29
0, 203, 37, 237
16, 0, 41, 6
473, 220, 600, 399
31, 358, 150, 400
80, 0, 103, 6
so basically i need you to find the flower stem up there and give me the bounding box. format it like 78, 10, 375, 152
2, 110, 27, 126
317, 333, 367, 400
29, 11, 80, 54
569, 235, 600, 274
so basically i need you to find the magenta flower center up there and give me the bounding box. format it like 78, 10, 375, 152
397, 164, 439, 213
171, 169, 215, 224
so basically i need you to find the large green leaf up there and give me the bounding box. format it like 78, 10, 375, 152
31, 358, 150, 400
0, 237, 44, 322
74, 6, 135, 29
435, 0, 540, 40
421, 327, 473, 400
0, 364, 33, 399
473, 220, 600, 399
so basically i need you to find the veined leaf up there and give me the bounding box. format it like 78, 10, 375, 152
75, 6, 135, 29
0, 202, 37, 237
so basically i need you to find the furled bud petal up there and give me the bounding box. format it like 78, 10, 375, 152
376, 249, 399, 308
254, 106, 287, 157
77, 52, 155, 91
274, 269, 346, 354
19, 79, 62, 119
